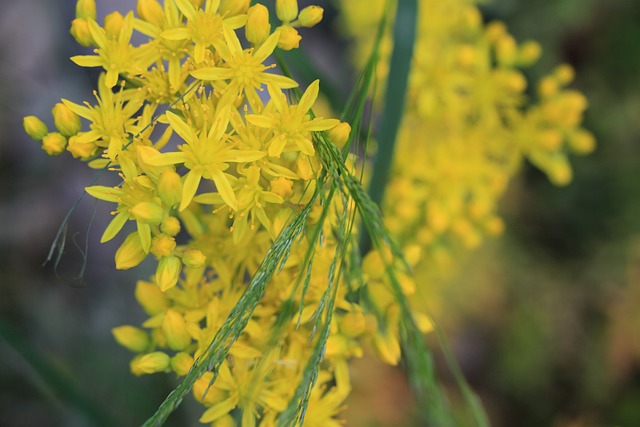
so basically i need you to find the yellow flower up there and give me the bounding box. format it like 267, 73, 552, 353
161, 0, 247, 63
191, 27, 297, 109
246, 80, 339, 157
71, 13, 156, 87
62, 74, 145, 161
145, 110, 265, 211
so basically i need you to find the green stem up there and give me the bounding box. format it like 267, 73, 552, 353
361, 0, 418, 253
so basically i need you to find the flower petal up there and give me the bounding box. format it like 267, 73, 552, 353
305, 118, 340, 132
190, 67, 231, 81
161, 27, 191, 41
101, 211, 129, 243
298, 79, 320, 113
179, 170, 202, 211
71, 55, 103, 68
211, 170, 238, 210
166, 111, 196, 144
85, 185, 121, 203
245, 114, 274, 128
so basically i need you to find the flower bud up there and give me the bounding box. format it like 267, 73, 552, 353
340, 311, 366, 337
328, 122, 351, 148
568, 129, 596, 154
518, 40, 541, 66
131, 352, 170, 376
75, 0, 96, 20
162, 309, 191, 350
220, 0, 250, 16
41, 133, 67, 156
276, 25, 301, 51
171, 352, 194, 376
70, 18, 94, 47
150, 234, 176, 258
52, 103, 82, 137
158, 170, 183, 207
156, 255, 182, 291
67, 134, 98, 159
137, 0, 165, 27
246, 4, 270, 45
115, 232, 147, 270
104, 11, 124, 38
23, 116, 48, 141
135, 280, 169, 315
130, 201, 165, 223
161, 216, 181, 236
298, 6, 323, 28
182, 249, 206, 268
112, 325, 149, 352
276, 0, 298, 22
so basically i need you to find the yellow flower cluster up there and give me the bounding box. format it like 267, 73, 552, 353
24, 0, 431, 425
339, 0, 594, 275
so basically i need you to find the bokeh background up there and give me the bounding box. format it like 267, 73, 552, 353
2, 0, 640, 426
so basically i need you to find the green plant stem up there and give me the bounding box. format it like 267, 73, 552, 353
362, 0, 418, 253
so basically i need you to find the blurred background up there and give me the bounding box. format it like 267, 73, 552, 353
1, 0, 640, 426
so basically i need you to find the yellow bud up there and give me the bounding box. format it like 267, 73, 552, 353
538, 76, 558, 97
298, 6, 323, 28
104, 12, 124, 38
130, 201, 165, 223
568, 129, 596, 154
276, 0, 298, 22
112, 325, 149, 352
538, 129, 563, 150
554, 64, 575, 85
158, 170, 183, 207
182, 249, 206, 268
161, 216, 181, 236
193, 372, 226, 405
41, 133, 67, 156
325, 335, 349, 357
156, 255, 182, 291
414, 312, 434, 333
485, 21, 507, 43
137, 0, 165, 27
518, 40, 541, 66
135, 280, 169, 315
75, 0, 96, 20
115, 232, 147, 270
548, 155, 572, 186
456, 45, 476, 67
496, 34, 517, 65
372, 329, 400, 366
485, 216, 505, 236
276, 25, 301, 50
131, 352, 170, 376
70, 18, 94, 47
171, 352, 194, 376
340, 311, 366, 337
362, 251, 385, 279
162, 309, 191, 350
215, 415, 236, 427
52, 103, 81, 137
150, 234, 176, 258
270, 177, 294, 199
220, 0, 250, 16
246, 4, 271, 45
23, 116, 48, 141
328, 122, 351, 148
67, 134, 98, 159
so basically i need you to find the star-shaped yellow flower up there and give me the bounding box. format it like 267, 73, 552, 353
246, 80, 339, 157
